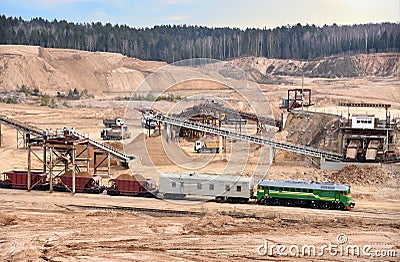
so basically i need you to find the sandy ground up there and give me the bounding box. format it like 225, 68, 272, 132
0, 189, 399, 261
0, 74, 399, 261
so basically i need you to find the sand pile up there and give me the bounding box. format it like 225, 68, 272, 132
0, 214, 17, 226
183, 214, 235, 235
323, 165, 395, 185
114, 173, 146, 181
104, 141, 124, 151
63, 171, 93, 178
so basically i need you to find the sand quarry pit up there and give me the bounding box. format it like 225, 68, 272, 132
0, 100, 399, 261
0, 51, 399, 261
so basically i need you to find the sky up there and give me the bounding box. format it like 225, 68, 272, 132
1, 0, 399, 29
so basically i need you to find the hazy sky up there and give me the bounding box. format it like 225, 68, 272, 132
1, 0, 399, 28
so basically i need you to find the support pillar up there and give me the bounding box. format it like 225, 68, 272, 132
269, 147, 275, 164
0, 123, 2, 147
49, 147, 53, 193
166, 124, 171, 142
43, 145, 47, 173
86, 143, 90, 172
223, 136, 227, 161
93, 151, 97, 175
72, 143, 76, 194
107, 153, 111, 177
27, 144, 31, 191
219, 136, 223, 160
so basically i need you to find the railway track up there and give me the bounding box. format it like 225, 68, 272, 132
67, 204, 205, 217
66, 202, 400, 222
1, 188, 397, 223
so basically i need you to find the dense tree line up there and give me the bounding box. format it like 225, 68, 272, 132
0, 15, 398, 62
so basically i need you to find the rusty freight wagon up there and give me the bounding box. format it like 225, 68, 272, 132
0, 170, 49, 190
53, 171, 105, 193
106, 173, 157, 197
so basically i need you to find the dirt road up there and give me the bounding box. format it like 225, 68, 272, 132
0, 189, 399, 261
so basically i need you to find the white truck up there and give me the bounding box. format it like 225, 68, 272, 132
194, 140, 221, 153
101, 118, 131, 140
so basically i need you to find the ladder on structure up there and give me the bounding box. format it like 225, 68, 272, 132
72, 131, 134, 165
150, 113, 343, 161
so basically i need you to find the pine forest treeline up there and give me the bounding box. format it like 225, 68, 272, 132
0, 15, 399, 63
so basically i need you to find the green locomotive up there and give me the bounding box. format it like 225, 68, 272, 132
256, 180, 355, 210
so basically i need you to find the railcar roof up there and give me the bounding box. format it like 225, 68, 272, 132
161, 172, 253, 183
258, 179, 350, 191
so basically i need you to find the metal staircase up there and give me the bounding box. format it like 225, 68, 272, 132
150, 113, 343, 161
72, 131, 134, 164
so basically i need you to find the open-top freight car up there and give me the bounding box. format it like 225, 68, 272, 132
159, 172, 254, 203
256, 180, 355, 210
106, 173, 157, 197
0, 170, 49, 190
53, 171, 105, 193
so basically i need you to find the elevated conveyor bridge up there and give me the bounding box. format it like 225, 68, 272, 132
150, 113, 343, 161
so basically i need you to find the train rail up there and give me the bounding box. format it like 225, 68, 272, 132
67, 204, 204, 217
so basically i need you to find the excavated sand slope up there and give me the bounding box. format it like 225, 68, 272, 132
232, 52, 400, 78
0, 45, 166, 94
0, 45, 398, 94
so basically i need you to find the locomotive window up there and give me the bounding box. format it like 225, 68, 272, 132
197, 183, 202, 190
308, 189, 313, 193
225, 185, 231, 191
209, 184, 214, 190
172, 182, 176, 188
284, 187, 289, 191
289, 188, 294, 192
302, 189, 307, 192
237, 185, 242, 192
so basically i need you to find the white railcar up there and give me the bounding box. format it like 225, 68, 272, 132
159, 173, 254, 203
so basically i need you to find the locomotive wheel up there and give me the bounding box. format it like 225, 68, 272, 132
259, 197, 266, 205
336, 203, 345, 210
321, 202, 331, 209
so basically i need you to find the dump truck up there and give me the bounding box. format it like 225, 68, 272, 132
141, 117, 157, 129
220, 114, 247, 125
346, 140, 361, 160
101, 118, 131, 140
194, 140, 221, 153
103, 118, 125, 128
366, 140, 381, 161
